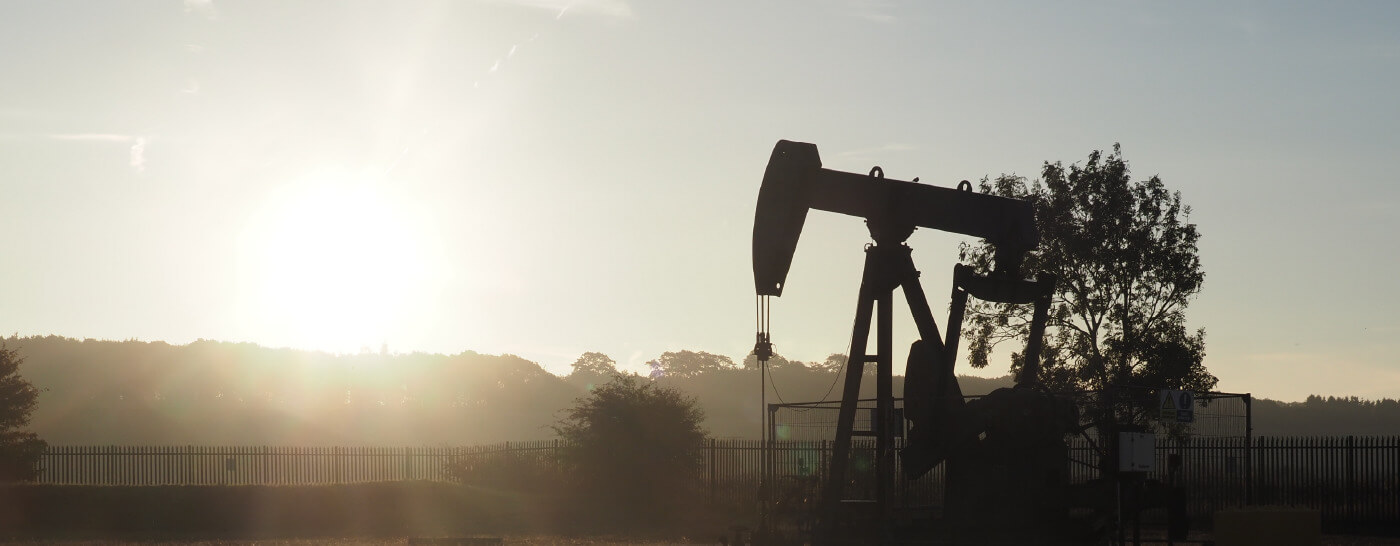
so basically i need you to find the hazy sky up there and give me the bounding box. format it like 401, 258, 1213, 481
2, 1, 1397, 402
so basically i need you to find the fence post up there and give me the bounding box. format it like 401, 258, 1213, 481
1244, 393, 1253, 506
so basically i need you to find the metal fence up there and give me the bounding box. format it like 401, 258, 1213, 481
1253, 436, 1400, 529
33, 436, 1400, 528
37, 443, 558, 486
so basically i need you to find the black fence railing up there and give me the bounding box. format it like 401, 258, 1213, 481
37, 443, 560, 486
1252, 436, 1400, 529
34, 436, 1400, 528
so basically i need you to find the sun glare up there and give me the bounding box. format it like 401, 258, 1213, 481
238, 170, 445, 354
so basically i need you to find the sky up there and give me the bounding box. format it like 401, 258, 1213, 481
1, 0, 1398, 402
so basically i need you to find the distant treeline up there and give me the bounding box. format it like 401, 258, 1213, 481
4, 335, 1393, 444
1251, 396, 1400, 436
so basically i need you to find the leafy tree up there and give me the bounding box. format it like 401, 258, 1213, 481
0, 344, 45, 481
569, 352, 618, 376
960, 145, 1217, 394
552, 373, 707, 527
811, 353, 848, 374
741, 352, 800, 370
809, 352, 876, 376
565, 351, 618, 389
647, 350, 736, 379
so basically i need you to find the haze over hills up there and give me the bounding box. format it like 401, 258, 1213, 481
6, 335, 1396, 445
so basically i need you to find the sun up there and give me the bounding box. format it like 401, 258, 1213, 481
238, 170, 444, 353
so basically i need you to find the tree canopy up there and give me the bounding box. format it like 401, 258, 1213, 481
808, 353, 841, 374
568, 352, 618, 377
565, 351, 618, 389
742, 352, 813, 371
647, 350, 736, 379
0, 346, 39, 433
960, 145, 1217, 394
0, 344, 44, 481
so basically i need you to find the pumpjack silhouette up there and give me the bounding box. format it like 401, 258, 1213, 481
751, 140, 1109, 544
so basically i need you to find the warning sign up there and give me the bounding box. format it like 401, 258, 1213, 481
1158, 390, 1177, 420
1158, 390, 1195, 423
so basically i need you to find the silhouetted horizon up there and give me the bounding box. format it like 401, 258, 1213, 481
4, 334, 1395, 447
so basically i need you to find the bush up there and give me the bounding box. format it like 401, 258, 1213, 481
0, 432, 45, 481
445, 444, 562, 495
552, 374, 707, 529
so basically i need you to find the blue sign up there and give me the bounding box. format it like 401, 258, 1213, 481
1175, 390, 1194, 423
1159, 389, 1195, 424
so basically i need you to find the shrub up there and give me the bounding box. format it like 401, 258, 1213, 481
552, 374, 707, 529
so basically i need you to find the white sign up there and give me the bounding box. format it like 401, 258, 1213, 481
1118, 432, 1155, 472
1158, 389, 1195, 424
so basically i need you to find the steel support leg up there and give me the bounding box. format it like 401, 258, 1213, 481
820, 249, 881, 539
895, 247, 943, 351
876, 282, 894, 539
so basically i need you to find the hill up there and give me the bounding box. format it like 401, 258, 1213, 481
5, 335, 1397, 444
11, 336, 574, 445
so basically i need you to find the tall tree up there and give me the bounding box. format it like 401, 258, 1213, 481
741, 352, 800, 370
960, 145, 1217, 394
0, 345, 45, 481
566, 351, 619, 389
647, 350, 736, 379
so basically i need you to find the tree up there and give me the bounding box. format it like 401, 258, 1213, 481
810, 352, 875, 376
810, 353, 847, 374
0, 344, 44, 481
569, 352, 618, 376
741, 352, 799, 370
960, 145, 1217, 395
565, 351, 618, 389
552, 373, 707, 527
647, 350, 736, 379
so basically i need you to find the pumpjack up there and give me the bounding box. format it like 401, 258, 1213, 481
751, 140, 1089, 543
